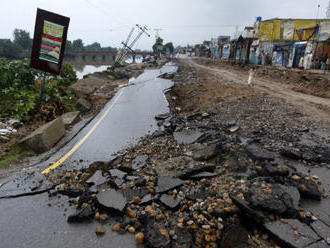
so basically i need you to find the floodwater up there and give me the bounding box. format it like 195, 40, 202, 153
73, 65, 109, 79
73, 58, 143, 79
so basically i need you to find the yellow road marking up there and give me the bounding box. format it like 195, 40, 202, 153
42, 89, 125, 174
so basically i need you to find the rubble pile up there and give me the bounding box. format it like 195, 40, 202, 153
45, 62, 330, 247
0, 119, 21, 143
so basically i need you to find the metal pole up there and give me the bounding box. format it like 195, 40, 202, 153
40, 72, 47, 104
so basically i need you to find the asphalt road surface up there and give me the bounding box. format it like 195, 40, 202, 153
0, 63, 177, 248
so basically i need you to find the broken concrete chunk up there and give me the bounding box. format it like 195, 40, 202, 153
280, 149, 302, 160
119, 188, 148, 202
20, 117, 65, 153
86, 170, 106, 186
247, 184, 300, 217
264, 219, 319, 248
245, 144, 275, 161
159, 194, 182, 210
139, 216, 171, 248
190, 172, 217, 180
178, 165, 215, 180
96, 189, 127, 215
220, 224, 249, 248
109, 169, 127, 179
140, 194, 153, 206
61, 111, 80, 126
290, 177, 321, 201
230, 194, 266, 224
132, 155, 149, 170
192, 143, 221, 161
173, 129, 204, 145
156, 176, 184, 194
305, 240, 330, 248
77, 98, 92, 112
310, 220, 330, 243
155, 113, 171, 121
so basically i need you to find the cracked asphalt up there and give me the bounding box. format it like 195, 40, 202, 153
0, 63, 177, 248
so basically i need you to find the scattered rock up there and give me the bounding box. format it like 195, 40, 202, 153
140, 216, 171, 248
245, 144, 275, 161
192, 143, 221, 161
220, 224, 249, 248
112, 223, 121, 231
178, 164, 215, 180
155, 113, 171, 121
230, 194, 266, 224
132, 155, 149, 170
95, 225, 106, 235
135, 232, 144, 244
77, 98, 92, 112
280, 149, 302, 160
190, 172, 217, 180
173, 129, 204, 145
20, 117, 65, 153
61, 111, 80, 127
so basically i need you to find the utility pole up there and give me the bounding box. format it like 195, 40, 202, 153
327, 0, 330, 18
114, 24, 150, 67
153, 28, 162, 39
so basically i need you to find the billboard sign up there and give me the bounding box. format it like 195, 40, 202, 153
30, 9, 70, 74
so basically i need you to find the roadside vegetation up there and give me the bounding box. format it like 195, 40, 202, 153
0, 58, 79, 169
0, 58, 78, 122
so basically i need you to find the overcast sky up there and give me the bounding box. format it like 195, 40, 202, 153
1, 0, 329, 50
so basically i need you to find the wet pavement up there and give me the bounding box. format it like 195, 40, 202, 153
0, 63, 177, 247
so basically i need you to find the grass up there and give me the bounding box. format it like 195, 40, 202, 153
0, 146, 35, 169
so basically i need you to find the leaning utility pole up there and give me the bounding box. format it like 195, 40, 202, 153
327, 0, 330, 18
114, 24, 150, 66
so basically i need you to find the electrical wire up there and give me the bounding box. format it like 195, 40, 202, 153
83, 0, 131, 28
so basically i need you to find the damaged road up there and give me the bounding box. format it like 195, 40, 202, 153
0, 62, 177, 248
1, 58, 330, 248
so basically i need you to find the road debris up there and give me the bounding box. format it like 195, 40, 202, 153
45, 59, 330, 247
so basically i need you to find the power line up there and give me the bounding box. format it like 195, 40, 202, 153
83, 0, 130, 28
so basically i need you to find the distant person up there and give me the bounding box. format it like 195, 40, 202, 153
298, 53, 304, 69
248, 67, 256, 86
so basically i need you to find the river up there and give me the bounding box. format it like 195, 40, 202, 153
73, 65, 109, 79
73, 58, 143, 79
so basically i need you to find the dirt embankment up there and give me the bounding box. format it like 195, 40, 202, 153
196, 58, 330, 99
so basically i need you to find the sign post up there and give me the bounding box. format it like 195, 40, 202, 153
30, 8, 70, 103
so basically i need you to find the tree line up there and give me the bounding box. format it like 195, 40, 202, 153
0, 29, 117, 60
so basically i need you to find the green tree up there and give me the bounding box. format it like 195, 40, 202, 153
85, 42, 101, 51
72, 39, 84, 51
0, 39, 23, 59
164, 42, 174, 53
152, 37, 164, 55
65, 40, 73, 51
13, 29, 32, 50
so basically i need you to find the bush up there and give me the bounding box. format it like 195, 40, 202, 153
0, 87, 37, 121
0, 58, 39, 90
0, 59, 78, 121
